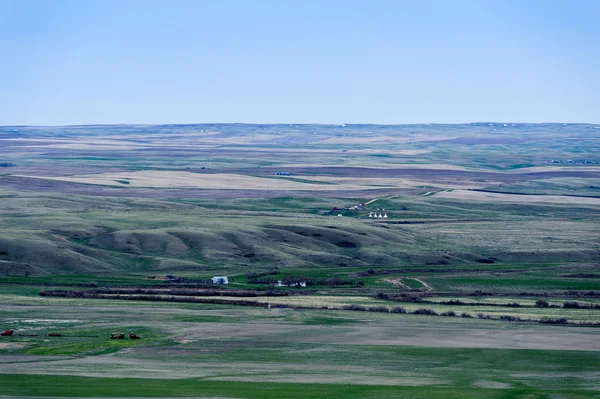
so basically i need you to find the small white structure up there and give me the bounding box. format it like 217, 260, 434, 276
368, 213, 373, 217
383, 213, 388, 218
337, 214, 343, 217
212, 276, 229, 284
378, 213, 383, 218
278, 280, 306, 288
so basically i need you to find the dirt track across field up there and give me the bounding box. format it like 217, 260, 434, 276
383, 277, 409, 289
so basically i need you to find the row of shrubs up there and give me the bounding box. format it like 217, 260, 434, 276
562, 301, 600, 309
341, 304, 472, 318
39, 291, 287, 307
83, 288, 290, 297
415, 298, 599, 309
376, 293, 600, 310
246, 269, 281, 279
536, 299, 600, 309
433, 290, 600, 298
474, 314, 568, 324
377, 292, 525, 307
38, 291, 600, 327
342, 303, 600, 326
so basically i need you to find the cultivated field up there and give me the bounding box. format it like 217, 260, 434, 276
2, 298, 600, 398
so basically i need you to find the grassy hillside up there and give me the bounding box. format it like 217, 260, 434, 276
0, 190, 598, 283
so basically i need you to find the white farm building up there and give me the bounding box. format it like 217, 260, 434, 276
212, 276, 229, 284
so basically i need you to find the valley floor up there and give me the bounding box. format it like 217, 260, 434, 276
1, 296, 600, 398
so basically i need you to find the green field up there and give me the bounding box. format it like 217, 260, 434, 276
1, 298, 600, 398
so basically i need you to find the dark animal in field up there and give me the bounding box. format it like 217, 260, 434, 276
1, 329, 14, 336
110, 332, 125, 339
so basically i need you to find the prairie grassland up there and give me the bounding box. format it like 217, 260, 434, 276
1, 187, 599, 278
3, 123, 600, 172
2, 123, 600, 398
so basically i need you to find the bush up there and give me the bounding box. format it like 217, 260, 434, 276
536, 299, 550, 308
440, 311, 457, 317
507, 302, 521, 308
368, 306, 390, 313
376, 292, 390, 300
412, 308, 437, 316
460, 312, 473, 318
563, 301, 583, 308
404, 296, 424, 303
477, 313, 492, 319
342, 304, 366, 311
390, 307, 406, 314
563, 301, 597, 309
539, 317, 568, 325
499, 315, 520, 322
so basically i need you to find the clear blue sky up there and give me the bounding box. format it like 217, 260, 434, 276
1, 0, 598, 125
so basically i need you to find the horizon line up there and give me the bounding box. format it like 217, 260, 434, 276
2, 121, 599, 128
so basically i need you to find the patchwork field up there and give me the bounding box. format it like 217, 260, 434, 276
12, 171, 435, 191
1, 123, 599, 398
1, 298, 600, 398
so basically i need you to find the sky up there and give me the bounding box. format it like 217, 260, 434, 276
0, 0, 599, 125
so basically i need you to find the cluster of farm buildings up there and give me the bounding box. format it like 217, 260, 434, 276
212, 276, 305, 287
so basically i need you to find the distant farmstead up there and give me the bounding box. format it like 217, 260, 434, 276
278, 280, 306, 288
212, 276, 229, 284
275, 171, 292, 176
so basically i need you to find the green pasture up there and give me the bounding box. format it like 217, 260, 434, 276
4, 374, 595, 399
1, 291, 600, 398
